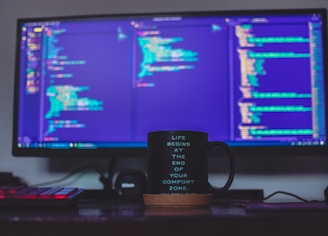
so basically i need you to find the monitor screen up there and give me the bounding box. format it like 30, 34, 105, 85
12, 8, 328, 157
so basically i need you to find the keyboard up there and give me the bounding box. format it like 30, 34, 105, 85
0, 186, 85, 208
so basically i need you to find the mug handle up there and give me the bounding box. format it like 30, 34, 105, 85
208, 141, 235, 192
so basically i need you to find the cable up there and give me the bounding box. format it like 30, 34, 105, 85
31, 162, 107, 187
99, 157, 117, 192
263, 191, 316, 202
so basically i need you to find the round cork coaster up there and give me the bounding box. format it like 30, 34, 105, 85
143, 194, 213, 207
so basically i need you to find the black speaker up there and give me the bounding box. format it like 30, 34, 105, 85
114, 169, 147, 200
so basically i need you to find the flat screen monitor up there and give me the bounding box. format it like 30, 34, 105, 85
12, 8, 328, 158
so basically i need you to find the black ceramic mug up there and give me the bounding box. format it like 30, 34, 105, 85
147, 130, 235, 194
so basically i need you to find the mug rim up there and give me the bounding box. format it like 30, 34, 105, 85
148, 130, 207, 135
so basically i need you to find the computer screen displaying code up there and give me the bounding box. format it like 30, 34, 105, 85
14, 10, 327, 152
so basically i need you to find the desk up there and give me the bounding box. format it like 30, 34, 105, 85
0, 195, 327, 236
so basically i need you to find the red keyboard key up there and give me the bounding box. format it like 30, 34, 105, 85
53, 187, 78, 199
38, 187, 63, 199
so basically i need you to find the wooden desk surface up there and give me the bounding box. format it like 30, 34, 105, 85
0, 196, 327, 236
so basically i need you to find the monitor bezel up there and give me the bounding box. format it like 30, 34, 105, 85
12, 8, 328, 158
